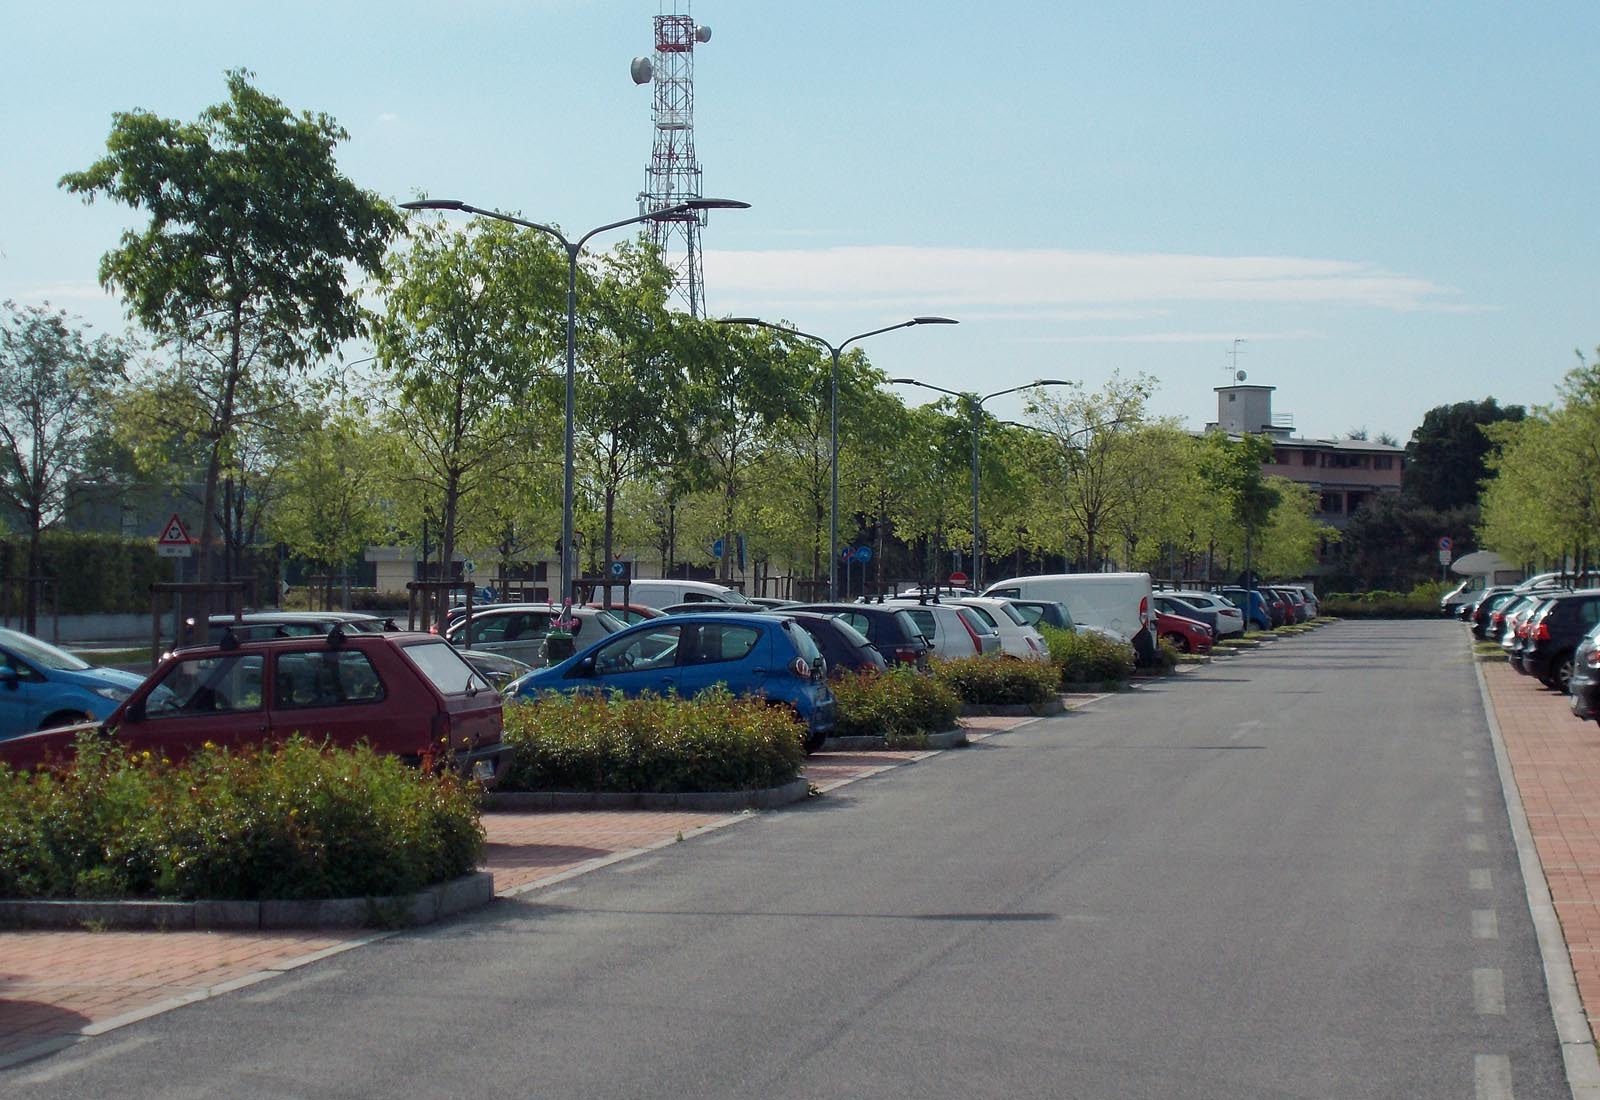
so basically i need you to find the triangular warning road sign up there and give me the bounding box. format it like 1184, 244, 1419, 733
158, 513, 192, 546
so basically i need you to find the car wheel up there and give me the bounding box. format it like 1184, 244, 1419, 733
1161, 632, 1192, 654
1555, 654, 1576, 694
803, 729, 828, 754
39, 711, 93, 731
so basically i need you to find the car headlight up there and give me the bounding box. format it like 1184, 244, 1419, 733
92, 685, 132, 702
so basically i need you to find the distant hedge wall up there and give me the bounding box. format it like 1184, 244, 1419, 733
0, 532, 166, 615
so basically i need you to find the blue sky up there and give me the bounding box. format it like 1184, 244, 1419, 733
3, 1, 1596, 440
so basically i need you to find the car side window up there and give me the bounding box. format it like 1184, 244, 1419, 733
903, 609, 937, 636
837, 612, 870, 635
275, 651, 386, 709
688, 624, 761, 665
148, 655, 265, 717
967, 606, 999, 628
595, 625, 682, 673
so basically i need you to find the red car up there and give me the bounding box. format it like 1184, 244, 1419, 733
0, 628, 508, 782
1156, 611, 1214, 654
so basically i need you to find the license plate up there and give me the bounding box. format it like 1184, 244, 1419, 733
472, 759, 495, 782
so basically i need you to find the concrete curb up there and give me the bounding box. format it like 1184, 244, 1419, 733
1474, 654, 1600, 1098
821, 727, 969, 752
484, 777, 812, 814
960, 697, 1065, 718
0, 871, 495, 932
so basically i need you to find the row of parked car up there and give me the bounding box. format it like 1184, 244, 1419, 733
0, 572, 1321, 777
1461, 575, 1600, 722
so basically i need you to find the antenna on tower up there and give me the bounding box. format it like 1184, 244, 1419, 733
632, 3, 715, 317
1226, 338, 1247, 383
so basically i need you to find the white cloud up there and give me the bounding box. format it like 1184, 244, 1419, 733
704, 246, 1461, 314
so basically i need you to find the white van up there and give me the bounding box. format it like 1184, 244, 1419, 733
603, 579, 751, 610
982, 573, 1156, 665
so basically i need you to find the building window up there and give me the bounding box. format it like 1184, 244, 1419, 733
1228, 393, 1237, 402
1347, 492, 1369, 514
1302, 452, 1318, 466
1374, 455, 1394, 470
1319, 492, 1344, 514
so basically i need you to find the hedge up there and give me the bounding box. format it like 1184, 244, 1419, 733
0, 737, 484, 901
1039, 625, 1136, 685
501, 689, 806, 793
931, 655, 1059, 705
829, 669, 962, 745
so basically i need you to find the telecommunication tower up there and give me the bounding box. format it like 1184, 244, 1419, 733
631, 4, 714, 316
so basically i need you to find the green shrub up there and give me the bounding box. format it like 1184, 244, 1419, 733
1039, 625, 1136, 685
501, 688, 805, 792
0, 736, 484, 901
931, 656, 1059, 705
829, 669, 962, 745
1154, 638, 1181, 670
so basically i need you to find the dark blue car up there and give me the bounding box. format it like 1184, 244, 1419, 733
509, 612, 836, 752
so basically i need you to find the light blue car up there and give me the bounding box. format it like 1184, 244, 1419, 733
0, 627, 147, 739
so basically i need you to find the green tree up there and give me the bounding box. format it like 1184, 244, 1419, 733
1198, 433, 1281, 582
1405, 397, 1525, 510
265, 401, 388, 584
375, 216, 564, 605
60, 70, 401, 583
0, 302, 130, 629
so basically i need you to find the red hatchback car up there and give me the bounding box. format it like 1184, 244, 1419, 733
0, 628, 509, 782
1155, 611, 1214, 654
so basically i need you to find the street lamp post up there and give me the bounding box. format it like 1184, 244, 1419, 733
400, 197, 748, 615
889, 377, 1071, 590
718, 316, 958, 601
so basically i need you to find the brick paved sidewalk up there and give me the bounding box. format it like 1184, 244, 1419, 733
0, 716, 1035, 1066
1481, 658, 1600, 1039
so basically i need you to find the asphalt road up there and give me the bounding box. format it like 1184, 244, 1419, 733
5, 620, 1569, 1099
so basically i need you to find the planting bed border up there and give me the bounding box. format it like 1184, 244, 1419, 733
959, 698, 1066, 718
821, 728, 969, 752
0, 871, 494, 932
484, 777, 811, 813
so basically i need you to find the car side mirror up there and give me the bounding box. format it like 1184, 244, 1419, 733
576, 656, 596, 677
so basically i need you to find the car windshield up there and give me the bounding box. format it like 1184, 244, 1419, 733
0, 629, 90, 672
401, 639, 491, 694
593, 610, 626, 633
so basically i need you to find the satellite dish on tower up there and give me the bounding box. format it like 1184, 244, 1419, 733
630, 57, 653, 84
695, 24, 712, 42
1235, 369, 1247, 382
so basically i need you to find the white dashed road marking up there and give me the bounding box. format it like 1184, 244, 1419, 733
1474, 969, 1506, 1015
1475, 1053, 1512, 1099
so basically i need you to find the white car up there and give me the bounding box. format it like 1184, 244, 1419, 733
443, 604, 627, 668
888, 600, 1001, 658
1162, 591, 1245, 637
948, 597, 1051, 661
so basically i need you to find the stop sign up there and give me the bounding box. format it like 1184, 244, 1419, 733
949, 571, 969, 585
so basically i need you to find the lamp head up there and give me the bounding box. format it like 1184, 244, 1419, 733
911, 316, 959, 325
1034, 378, 1072, 387
719, 317, 764, 325
400, 199, 466, 212
682, 198, 750, 212
888, 377, 917, 385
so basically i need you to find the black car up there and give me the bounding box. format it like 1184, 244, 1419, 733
1568, 625, 1600, 722
1519, 590, 1600, 691
1005, 599, 1075, 633
787, 604, 932, 671
1470, 590, 1521, 639
776, 612, 888, 678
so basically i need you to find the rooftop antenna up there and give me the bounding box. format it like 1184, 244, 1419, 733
1226, 338, 1247, 383
632, 3, 716, 317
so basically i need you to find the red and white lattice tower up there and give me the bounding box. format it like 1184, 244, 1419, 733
632, 5, 713, 316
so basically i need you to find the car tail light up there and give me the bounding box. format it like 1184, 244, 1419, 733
896, 645, 918, 663
1492, 611, 1506, 626
1139, 596, 1150, 628
1534, 622, 1550, 642
1587, 650, 1600, 669
1026, 635, 1040, 652
430, 711, 454, 754
789, 656, 812, 678
958, 615, 983, 653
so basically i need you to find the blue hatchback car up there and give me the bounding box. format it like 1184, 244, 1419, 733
508, 612, 836, 752
0, 627, 147, 739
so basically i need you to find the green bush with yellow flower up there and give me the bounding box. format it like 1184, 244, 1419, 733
0, 735, 483, 901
